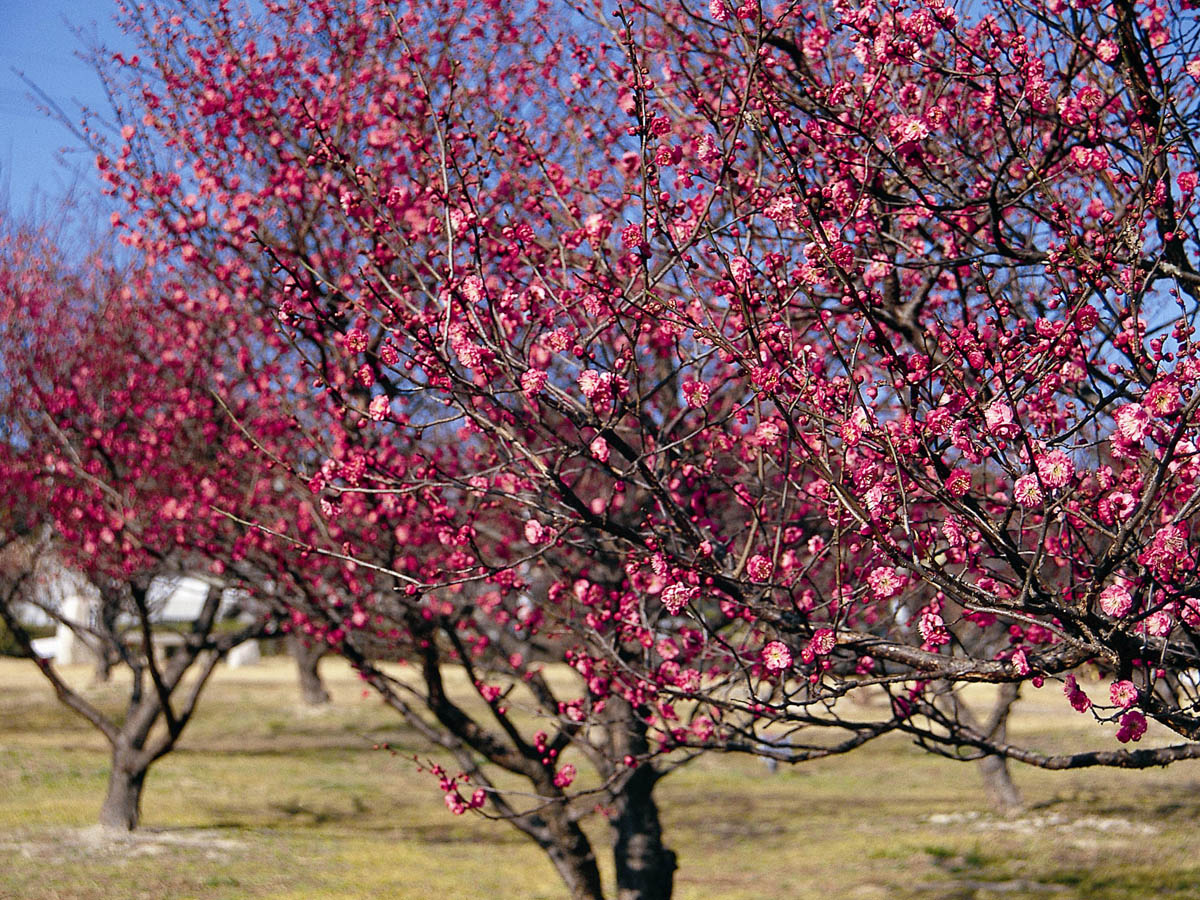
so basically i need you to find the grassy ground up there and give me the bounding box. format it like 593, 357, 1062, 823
1, 657, 1198, 900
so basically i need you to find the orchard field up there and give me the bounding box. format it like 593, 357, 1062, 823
8, 0, 1200, 896
7, 1, 1200, 898
1, 657, 1197, 900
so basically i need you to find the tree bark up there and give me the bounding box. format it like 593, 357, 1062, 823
611, 765, 676, 900
947, 681, 1023, 816
977, 751, 1023, 816
599, 695, 677, 900
541, 824, 606, 900
92, 646, 114, 684
99, 749, 147, 831
288, 633, 330, 705
976, 682, 1022, 816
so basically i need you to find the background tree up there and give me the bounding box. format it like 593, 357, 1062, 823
0, 222, 303, 830
285, 632, 331, 705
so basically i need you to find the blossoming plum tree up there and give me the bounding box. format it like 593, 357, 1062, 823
74, 0, 1200, 892
82, 3, 916, 894
0, 222, 313, 830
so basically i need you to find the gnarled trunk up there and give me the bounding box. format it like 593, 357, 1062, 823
288, 633, 330, 705
99, 749, 147, 831
542, 827, 606, 900
948, 681, 1023, 816
611, 765, 676, 900
978, 752, 1022, 817
976, 683, 1022, 816
600, 695, 677, 900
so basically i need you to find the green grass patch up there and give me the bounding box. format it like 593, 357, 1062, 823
2, 659, 1199, 899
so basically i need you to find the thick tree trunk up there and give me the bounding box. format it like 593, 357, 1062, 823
950, 681, 1023, 816
977, 753, 1023, 817
976, 683, 1022, 816
598, 695, 676, 900
288, 633, 330, 705
99, 750, 147, 831
543, 828, 606, 900
611, 765, 676, 900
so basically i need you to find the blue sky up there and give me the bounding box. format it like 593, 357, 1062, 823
0, 0, 128, 216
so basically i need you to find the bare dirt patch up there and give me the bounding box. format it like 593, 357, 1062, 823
0, 825, 245, 862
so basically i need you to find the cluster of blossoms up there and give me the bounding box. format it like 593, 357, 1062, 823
425, 763, 487, 816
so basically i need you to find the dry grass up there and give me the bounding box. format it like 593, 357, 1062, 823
1, 657, 1198, 899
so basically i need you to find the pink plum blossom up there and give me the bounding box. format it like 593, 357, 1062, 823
762, 640, 792, 671
1035, 450, 1074, 488
918, 609, 950, 646
661, 583, 698, 614
1116, 710, 1147, 743
1098, 584, 1133, 618
1109, 680, 1138, 709
682, 380, 711, 408
1013, 474, 1044, 508
746, 555, 773, 582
